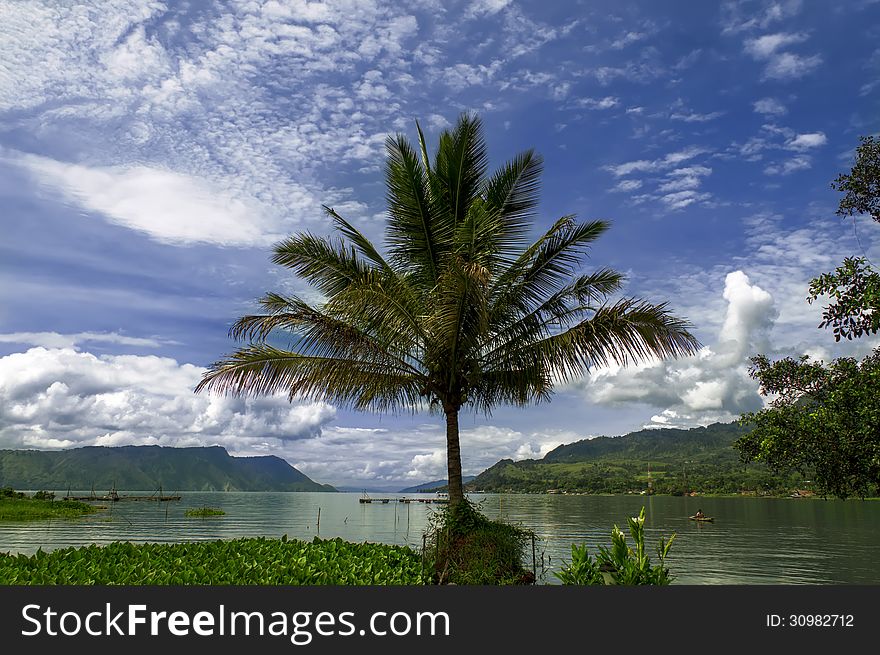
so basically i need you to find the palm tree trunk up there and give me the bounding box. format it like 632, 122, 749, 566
444, 406, 465, 506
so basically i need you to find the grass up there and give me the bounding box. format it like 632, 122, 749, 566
0, 536, 427, 585
0, 496, 98, 521
184, 506, 226, 517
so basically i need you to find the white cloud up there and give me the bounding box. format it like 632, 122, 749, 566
786, 132, 827, 150
660, 190, 712, 210
753, 97, 788, 116
669, 110, 725, 122
763, 52, 822, 80
577, 271, 777, 426
742, 31, 821, 81
0, 0, 427, 246
721, 0, 804, 34
465, 0, 513, 18
606, 146, 708, 177
0, 332, 167, 350
610, 179, 643, 193
744, 32, 808, 58
658, 176, 702, 193
610, 31, 647, 49
668, 165, 713, 177
16, 153, 282, 246
575, 96, 619, 110
763, 155, 811, 175
0, 347, 336, 452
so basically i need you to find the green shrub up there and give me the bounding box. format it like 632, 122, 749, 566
32, 490, 55, 500
555, 507, 675, 585
424, 499, 534, 585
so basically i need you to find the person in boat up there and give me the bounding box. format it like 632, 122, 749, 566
694, 509, 705, 519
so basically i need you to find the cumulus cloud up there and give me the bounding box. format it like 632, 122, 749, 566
577, 271, 777, 428
0, 347, 336, 452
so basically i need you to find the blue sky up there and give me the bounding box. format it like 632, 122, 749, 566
1, 0, 878, 490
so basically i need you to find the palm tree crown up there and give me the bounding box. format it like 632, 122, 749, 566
196, 113, 701, 504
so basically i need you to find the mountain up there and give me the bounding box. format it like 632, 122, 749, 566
544, 422, 749, 464
0, 445, 336, 492
466, 422, 809, 495
399, 476, 476, 493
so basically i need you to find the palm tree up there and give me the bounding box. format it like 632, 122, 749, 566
195, 113, 700, 506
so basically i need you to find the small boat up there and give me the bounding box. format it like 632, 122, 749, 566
689, 515, 714, 522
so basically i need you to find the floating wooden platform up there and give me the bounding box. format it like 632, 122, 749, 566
63, 487, 181, 502
64, 494, 181, 502
359, 496, 449, 504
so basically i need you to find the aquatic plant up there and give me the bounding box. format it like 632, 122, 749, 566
555, 507, 675, 585
0, 536, 427, 585
184, 506, 226, 517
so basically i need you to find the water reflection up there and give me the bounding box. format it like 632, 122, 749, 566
1, 492, 878, 584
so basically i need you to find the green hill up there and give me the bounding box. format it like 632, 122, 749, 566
0, 446, 336, 492
467, 422, 809, 496
399, 476, 476, 493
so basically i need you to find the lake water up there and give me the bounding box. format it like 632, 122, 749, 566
1, 491, 878, 584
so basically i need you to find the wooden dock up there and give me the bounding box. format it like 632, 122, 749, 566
359, 494, 448, 504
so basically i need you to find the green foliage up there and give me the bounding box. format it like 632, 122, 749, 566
0, 445, 335, 492
555, 507, 675, 585
832, 135, 880, 223
736, 350, 880, 499
0, 496, 96, 521
808, 257, 880, 341
197, 113, 700, 505
423, 499, 534, 585
0, 537, 427, 585
808, 135, 880, 341
184, 506, 226, 517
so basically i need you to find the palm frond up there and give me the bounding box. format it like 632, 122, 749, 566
322, 205, 392, 272
385, 132, 440, 283
271, 233, 370, 297
228, 292, 424, 373
196, 344, 425, 413
503, 299, 700, 383
434, 113, 489, 234
481, 149, 543, 261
